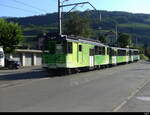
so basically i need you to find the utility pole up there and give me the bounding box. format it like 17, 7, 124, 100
115, 24, 118, 42
57, 0, 99, 36
58, 0, 62, 35
115, 24, 118, 46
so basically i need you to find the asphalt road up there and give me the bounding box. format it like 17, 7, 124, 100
0, 61, 150, 112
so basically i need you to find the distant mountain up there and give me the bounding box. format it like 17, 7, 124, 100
6, 10, 150, 48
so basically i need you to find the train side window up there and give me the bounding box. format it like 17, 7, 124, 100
99, 46, 105, 55
110, 48, 113, 56
129, 51, 132, 55
99, 47, 102, 55
67, 42, 73, 53
110, 49, 115, 56
95, 46, 99, 55
102, 47, 105, 55
107, 48, 110, 55
114, 50, 117, 56
79, 45, 82, 52
118, 50, 121, 56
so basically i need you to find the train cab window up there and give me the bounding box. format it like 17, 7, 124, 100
67, 42, 73, 53
55, 41, 67, 54
56, 44, 63, 54
79, 45, 82, 52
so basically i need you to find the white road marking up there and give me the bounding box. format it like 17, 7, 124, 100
113, 78, 150, 112
136, 96, 150, 101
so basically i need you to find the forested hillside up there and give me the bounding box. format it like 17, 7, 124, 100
6, 10, 150, 48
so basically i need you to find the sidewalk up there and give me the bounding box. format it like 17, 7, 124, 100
0, 66, 43, 75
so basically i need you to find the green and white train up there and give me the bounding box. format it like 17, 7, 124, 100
42, 33, 140, 75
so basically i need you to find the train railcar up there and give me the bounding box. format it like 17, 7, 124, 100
129, 49, 140, 62
132, 49, 140, 62
94, 44, 109, 69
116, 48, 129, 64
42, 34, 109, 75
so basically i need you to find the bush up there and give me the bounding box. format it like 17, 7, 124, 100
140, 54, 149, 60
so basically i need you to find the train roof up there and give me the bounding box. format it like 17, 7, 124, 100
110, 46, 129, 51
67, 35, 108, 47
110, 46, 139, 51
46, 33, 108, 47
45, 33, 140, 51
129, 49, 139, 51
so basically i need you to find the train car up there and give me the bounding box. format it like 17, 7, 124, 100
42, 34, 109, 75
132, 49, 140, 62
116, 48, 129, 64
94, 44, 109, 69
129, 49, 140, 62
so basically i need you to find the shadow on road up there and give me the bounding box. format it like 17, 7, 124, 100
130, 68, 150, 71
0, 71, 52, 81
143, 61, 150, 64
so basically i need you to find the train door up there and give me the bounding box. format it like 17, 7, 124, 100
89, 48, 94, 67
77, 44, 83, 64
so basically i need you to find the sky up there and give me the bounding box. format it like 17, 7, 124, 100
0, 0, 150, 17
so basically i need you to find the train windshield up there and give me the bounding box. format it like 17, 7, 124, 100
44, 40, 66, 54
56, 41, 65, 54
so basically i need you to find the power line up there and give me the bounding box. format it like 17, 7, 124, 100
0, 3, 40, 14
11, 0, 47, 13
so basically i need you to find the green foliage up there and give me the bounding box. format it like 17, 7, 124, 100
64, 12, 92, 38
140, 54, 149, 60
6, 10, 150, 47
0, 19, 23, 53
117, 33, 132, 48
98, 35, 107, 43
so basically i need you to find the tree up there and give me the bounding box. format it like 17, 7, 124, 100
64, 12, 92, 38
117, 33, 131, 48
0, 19, 23, 53
98, 35, 106, 43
